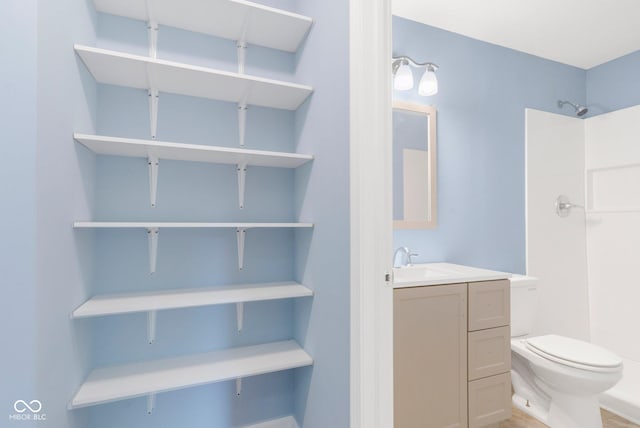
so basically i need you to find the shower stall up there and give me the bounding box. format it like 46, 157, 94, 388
526, 105, 640, 424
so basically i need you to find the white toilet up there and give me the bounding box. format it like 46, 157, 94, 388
510, 275, 623, 428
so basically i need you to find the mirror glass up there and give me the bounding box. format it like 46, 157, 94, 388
393, 101, 437, 229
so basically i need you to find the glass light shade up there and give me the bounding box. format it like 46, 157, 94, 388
394, 63, 414, 91
418, 69, 438, 96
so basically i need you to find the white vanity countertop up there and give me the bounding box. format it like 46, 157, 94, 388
392, 262, 511, 288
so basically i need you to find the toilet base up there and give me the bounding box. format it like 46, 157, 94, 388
513, 391, 603, 428
547, 392, 602, 428
512, 393, 549, 425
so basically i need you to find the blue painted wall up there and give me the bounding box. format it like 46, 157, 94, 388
34, 1, 98, 427
586, 50, 640, 115
1, 2, 38, 426
292, 1, 351, 427
392, 17, 586, 273
0, 0, 97, 427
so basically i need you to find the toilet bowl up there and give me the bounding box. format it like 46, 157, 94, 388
510, 275, 623, 428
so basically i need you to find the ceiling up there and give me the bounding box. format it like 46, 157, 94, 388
392, 0, 640, 69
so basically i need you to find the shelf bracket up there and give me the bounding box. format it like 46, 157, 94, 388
237, 100, 248, 147
148, 88, 159, 140
236, 302, 244, 333
147, 20, 159, 59
236, 228, 246, 270
236, 378, 242, 397
148, 155, 159, 207
147, 310, 157, 344
147, 227, 159, 274
237, 41, 247, 75
147, 393, 156, 414
237, 162, 247, 209
145, 0, 158, 58
237, 16, 249, 74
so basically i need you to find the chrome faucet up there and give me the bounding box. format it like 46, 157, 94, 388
393, 247, 418, 268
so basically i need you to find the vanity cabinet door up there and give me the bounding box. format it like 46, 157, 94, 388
394, 284, 468, 428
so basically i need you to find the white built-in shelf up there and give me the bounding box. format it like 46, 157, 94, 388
241, 416, 299, 428
69, 340, 312, 409
73, 222, 312, 229
73, 222, 313, 273
93, 0, 312, 53
74, 134, 313, 168
74, 134, 313, 209
74, 45, 312, 110
73, 281, 312, 318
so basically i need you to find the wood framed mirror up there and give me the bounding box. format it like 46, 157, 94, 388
392, 101, 437, 229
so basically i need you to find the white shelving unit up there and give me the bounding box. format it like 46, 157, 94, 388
69, 340, 313, 410
73, 281, 312, 340
74, 45, 312, 111
72, 0, 315, 418
93, 0, 312, 53
74, 222, 313, 273
74, 133, 313, 208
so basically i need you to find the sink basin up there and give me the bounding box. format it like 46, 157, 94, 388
392, 262, 511, 287
393, 263, 461, 283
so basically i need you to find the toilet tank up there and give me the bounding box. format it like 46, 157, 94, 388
510, 274, 539, 337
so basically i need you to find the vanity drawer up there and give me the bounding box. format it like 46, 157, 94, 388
468, 280, 510, 331
468, 372, 512, 428
468, 326, 511, 381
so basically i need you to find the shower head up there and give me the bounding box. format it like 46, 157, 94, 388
557, 100, 588, 117
575, 104, 588, 116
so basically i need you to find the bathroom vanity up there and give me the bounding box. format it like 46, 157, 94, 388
393, 263, 512, 428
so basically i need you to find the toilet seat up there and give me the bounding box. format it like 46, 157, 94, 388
525, 335, 623, 373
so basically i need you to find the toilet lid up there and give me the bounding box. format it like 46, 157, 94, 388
525, 335, 622, 369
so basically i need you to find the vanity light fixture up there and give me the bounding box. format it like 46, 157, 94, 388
392, 56, 439, 95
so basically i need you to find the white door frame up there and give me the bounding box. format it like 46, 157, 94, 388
349, 0, 394, 427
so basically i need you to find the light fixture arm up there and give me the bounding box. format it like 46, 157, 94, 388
392, 56, 439, 74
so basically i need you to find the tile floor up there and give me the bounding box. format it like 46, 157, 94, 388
498, 407, 640, 428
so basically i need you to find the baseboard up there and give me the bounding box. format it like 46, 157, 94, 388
600, 394, 640, 425
240, 415, 299, 428
599, 357, 640, 425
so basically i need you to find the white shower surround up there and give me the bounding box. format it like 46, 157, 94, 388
525, 106, 640, 424
585, 105, 640, 424
525, 109, 590, 341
